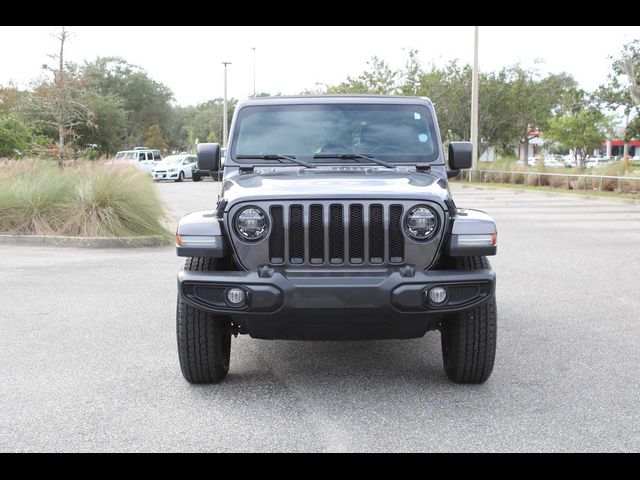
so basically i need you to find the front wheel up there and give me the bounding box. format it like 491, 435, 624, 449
192, 172, 201, 182
440, 256, 497, 384
176, 171, 185, 182
177, 257, 232, 384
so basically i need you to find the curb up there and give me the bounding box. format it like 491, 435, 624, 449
0, 234, 173, 248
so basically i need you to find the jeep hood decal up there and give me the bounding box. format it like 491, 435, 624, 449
222, 169, 449, 206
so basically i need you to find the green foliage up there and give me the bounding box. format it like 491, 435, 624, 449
327, 57, 398, 95
0, 86, 26, 115
0, 115, 34, 157
144, 124, 169, 152
0, 160, 171, 237
545, 108, 608, 168
166, 99, 237, 151
323, 51, 575, 159
81, 57, 174, 147
596, 38, 639, 142
76, 92, 127, 155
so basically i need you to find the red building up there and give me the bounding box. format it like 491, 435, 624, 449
602, 139, 640, 158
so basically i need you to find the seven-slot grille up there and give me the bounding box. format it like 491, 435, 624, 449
268, 203, 405, 266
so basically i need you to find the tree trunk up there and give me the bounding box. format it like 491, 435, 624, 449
522, 135, 530, 166
58, 124, 65, 169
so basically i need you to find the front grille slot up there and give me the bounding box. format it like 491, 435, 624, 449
369, 205, 384, 264
309, 205, 324, 264
329, 205, 344, 264
267, 202, 412, 267
389, 205, 404, 263
269, 206, 284, 264
349, 205, 364, 264
289, 205, 304, 264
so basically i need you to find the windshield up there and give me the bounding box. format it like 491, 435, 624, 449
231, 103, 440, 164
114, 151, 136, 161
161, 155, 186, 165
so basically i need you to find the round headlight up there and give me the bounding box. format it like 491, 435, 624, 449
235, 207, 268, 241
405, 206, 438, 240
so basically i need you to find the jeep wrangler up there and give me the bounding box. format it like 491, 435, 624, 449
175, 96, 497, 384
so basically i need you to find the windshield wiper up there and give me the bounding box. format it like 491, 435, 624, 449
313, 153, 394, 169
236, 154, 315, 168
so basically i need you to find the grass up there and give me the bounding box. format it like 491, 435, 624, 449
454, 180, 640, 202
463, 158, 640, 196
0, 159, 173, 238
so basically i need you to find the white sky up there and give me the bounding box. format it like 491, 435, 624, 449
1, 26, 638, 105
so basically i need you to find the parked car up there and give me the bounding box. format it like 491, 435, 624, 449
150, 154, 199, 182
515, 156, 540, 167
541, 158, 565, 168
112, 148, 162, 172
585, 157, 613, 169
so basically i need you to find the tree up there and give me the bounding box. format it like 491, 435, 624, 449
0, 115, 32, 157
24, 27, 94, 167
326, 57, 397, 95
76, 92, 127, 155
81, 56, 174, 147
503, 66, 576, 164
144, 124, 169, 152
545, 106, 609, 169
615, 39, 640, 107
478, 69, 521, 156
597, 39, 640, 160
0, 85, 26, 115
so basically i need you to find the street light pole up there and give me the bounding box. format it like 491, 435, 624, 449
222, 61, 231, 148
470, 26, 479, 180
252, 47, 256, 97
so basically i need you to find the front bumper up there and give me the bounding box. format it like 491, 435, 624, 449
177, 267, 495, 339
151, 172, 178, 180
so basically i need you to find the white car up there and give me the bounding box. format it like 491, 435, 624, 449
585, 157, 612, 169
540, 157, 565, 168
150, 154, 198, 182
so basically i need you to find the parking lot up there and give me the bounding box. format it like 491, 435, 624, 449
1, 180, 640, 452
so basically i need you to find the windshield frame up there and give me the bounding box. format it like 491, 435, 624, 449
228, 102, 443, 167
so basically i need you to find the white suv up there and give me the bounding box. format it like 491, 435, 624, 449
112, 148, 162, 172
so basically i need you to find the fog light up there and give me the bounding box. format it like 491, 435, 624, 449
428, 287, 448, 304
226, 288, 246, 305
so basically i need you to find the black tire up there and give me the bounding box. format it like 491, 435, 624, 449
177, 257, 232, 384
176, 171, 185, 182
192, 173, 201, 182
440, 256, 497, 384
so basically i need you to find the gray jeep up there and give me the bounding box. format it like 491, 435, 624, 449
175, 95, 498, 384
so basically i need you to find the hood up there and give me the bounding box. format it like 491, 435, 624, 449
153, 161, 178, 169
222, 168, 449, 207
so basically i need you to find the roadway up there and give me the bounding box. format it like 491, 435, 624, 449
1, 180, 639, 451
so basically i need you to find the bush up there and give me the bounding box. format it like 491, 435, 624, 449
0, 115, 33, 157
0, 160, 172, 238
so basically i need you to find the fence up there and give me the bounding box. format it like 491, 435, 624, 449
456, 169, 640, 194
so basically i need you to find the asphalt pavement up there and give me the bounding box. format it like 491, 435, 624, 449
1, 179, 639, 452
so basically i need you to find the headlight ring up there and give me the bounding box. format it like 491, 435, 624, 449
234, 206, 269, 241
404, 205, 438, 241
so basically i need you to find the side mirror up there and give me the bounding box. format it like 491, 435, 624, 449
448, 142, 473, 170
196, 143, 221, 172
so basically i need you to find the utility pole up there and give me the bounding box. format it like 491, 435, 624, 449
252, 47, 256, 97
470, 26, 480, 180
222, 61, 231, 148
